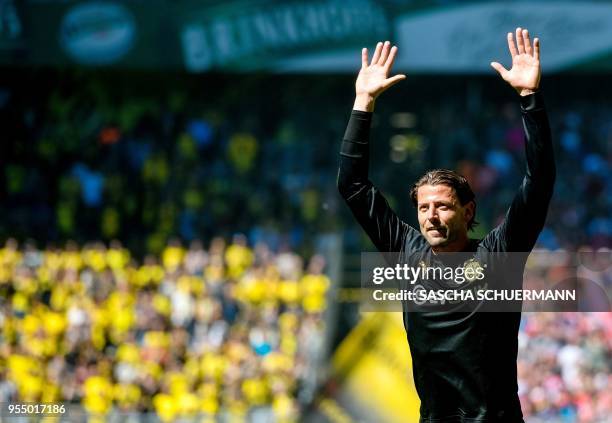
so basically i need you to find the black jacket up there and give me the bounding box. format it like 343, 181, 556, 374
338, 92, 555, 422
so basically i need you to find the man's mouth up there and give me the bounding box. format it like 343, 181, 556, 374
427, 227, 446, 236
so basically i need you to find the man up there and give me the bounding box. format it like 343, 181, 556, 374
338, 29, 555, 422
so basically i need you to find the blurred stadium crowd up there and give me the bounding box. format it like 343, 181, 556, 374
0, 72, 350, 257
0, 237, 329, 421
0, 71, 610, 421
518, 313, 611, 422
1, 73, 610, 254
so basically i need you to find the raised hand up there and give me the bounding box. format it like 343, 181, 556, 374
354, 41, 406, 112
491, 28, 541, 97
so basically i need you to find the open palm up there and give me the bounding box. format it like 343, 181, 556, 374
356, 41, 406, 100
491, 28, 541, 96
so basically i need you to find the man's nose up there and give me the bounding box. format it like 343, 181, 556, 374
426, 206, 438, 221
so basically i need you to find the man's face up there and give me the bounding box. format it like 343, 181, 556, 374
416, 184, 474, 251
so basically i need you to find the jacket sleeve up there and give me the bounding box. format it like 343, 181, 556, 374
337, 110, 423, 253
483, 91, 556, 252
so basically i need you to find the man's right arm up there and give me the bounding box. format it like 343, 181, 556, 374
337, 41, 423, 253
337, 109, 413, 253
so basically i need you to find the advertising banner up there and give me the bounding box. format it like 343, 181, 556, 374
7, 1, 612, 72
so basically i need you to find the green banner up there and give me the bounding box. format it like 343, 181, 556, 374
178, 0, 391, 71
20, 0, 179, 68
5, 1, 612, 72
0, 0, 25, 59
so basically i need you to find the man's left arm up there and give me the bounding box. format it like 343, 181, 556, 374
488, 27, 556, 251
492, 91, 555, 251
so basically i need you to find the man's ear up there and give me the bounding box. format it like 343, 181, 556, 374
463, 201, 475, 224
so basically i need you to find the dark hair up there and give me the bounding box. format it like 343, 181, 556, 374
410, 169, 478, 231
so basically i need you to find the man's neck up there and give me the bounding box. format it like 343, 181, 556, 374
431, 237, 470, 254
